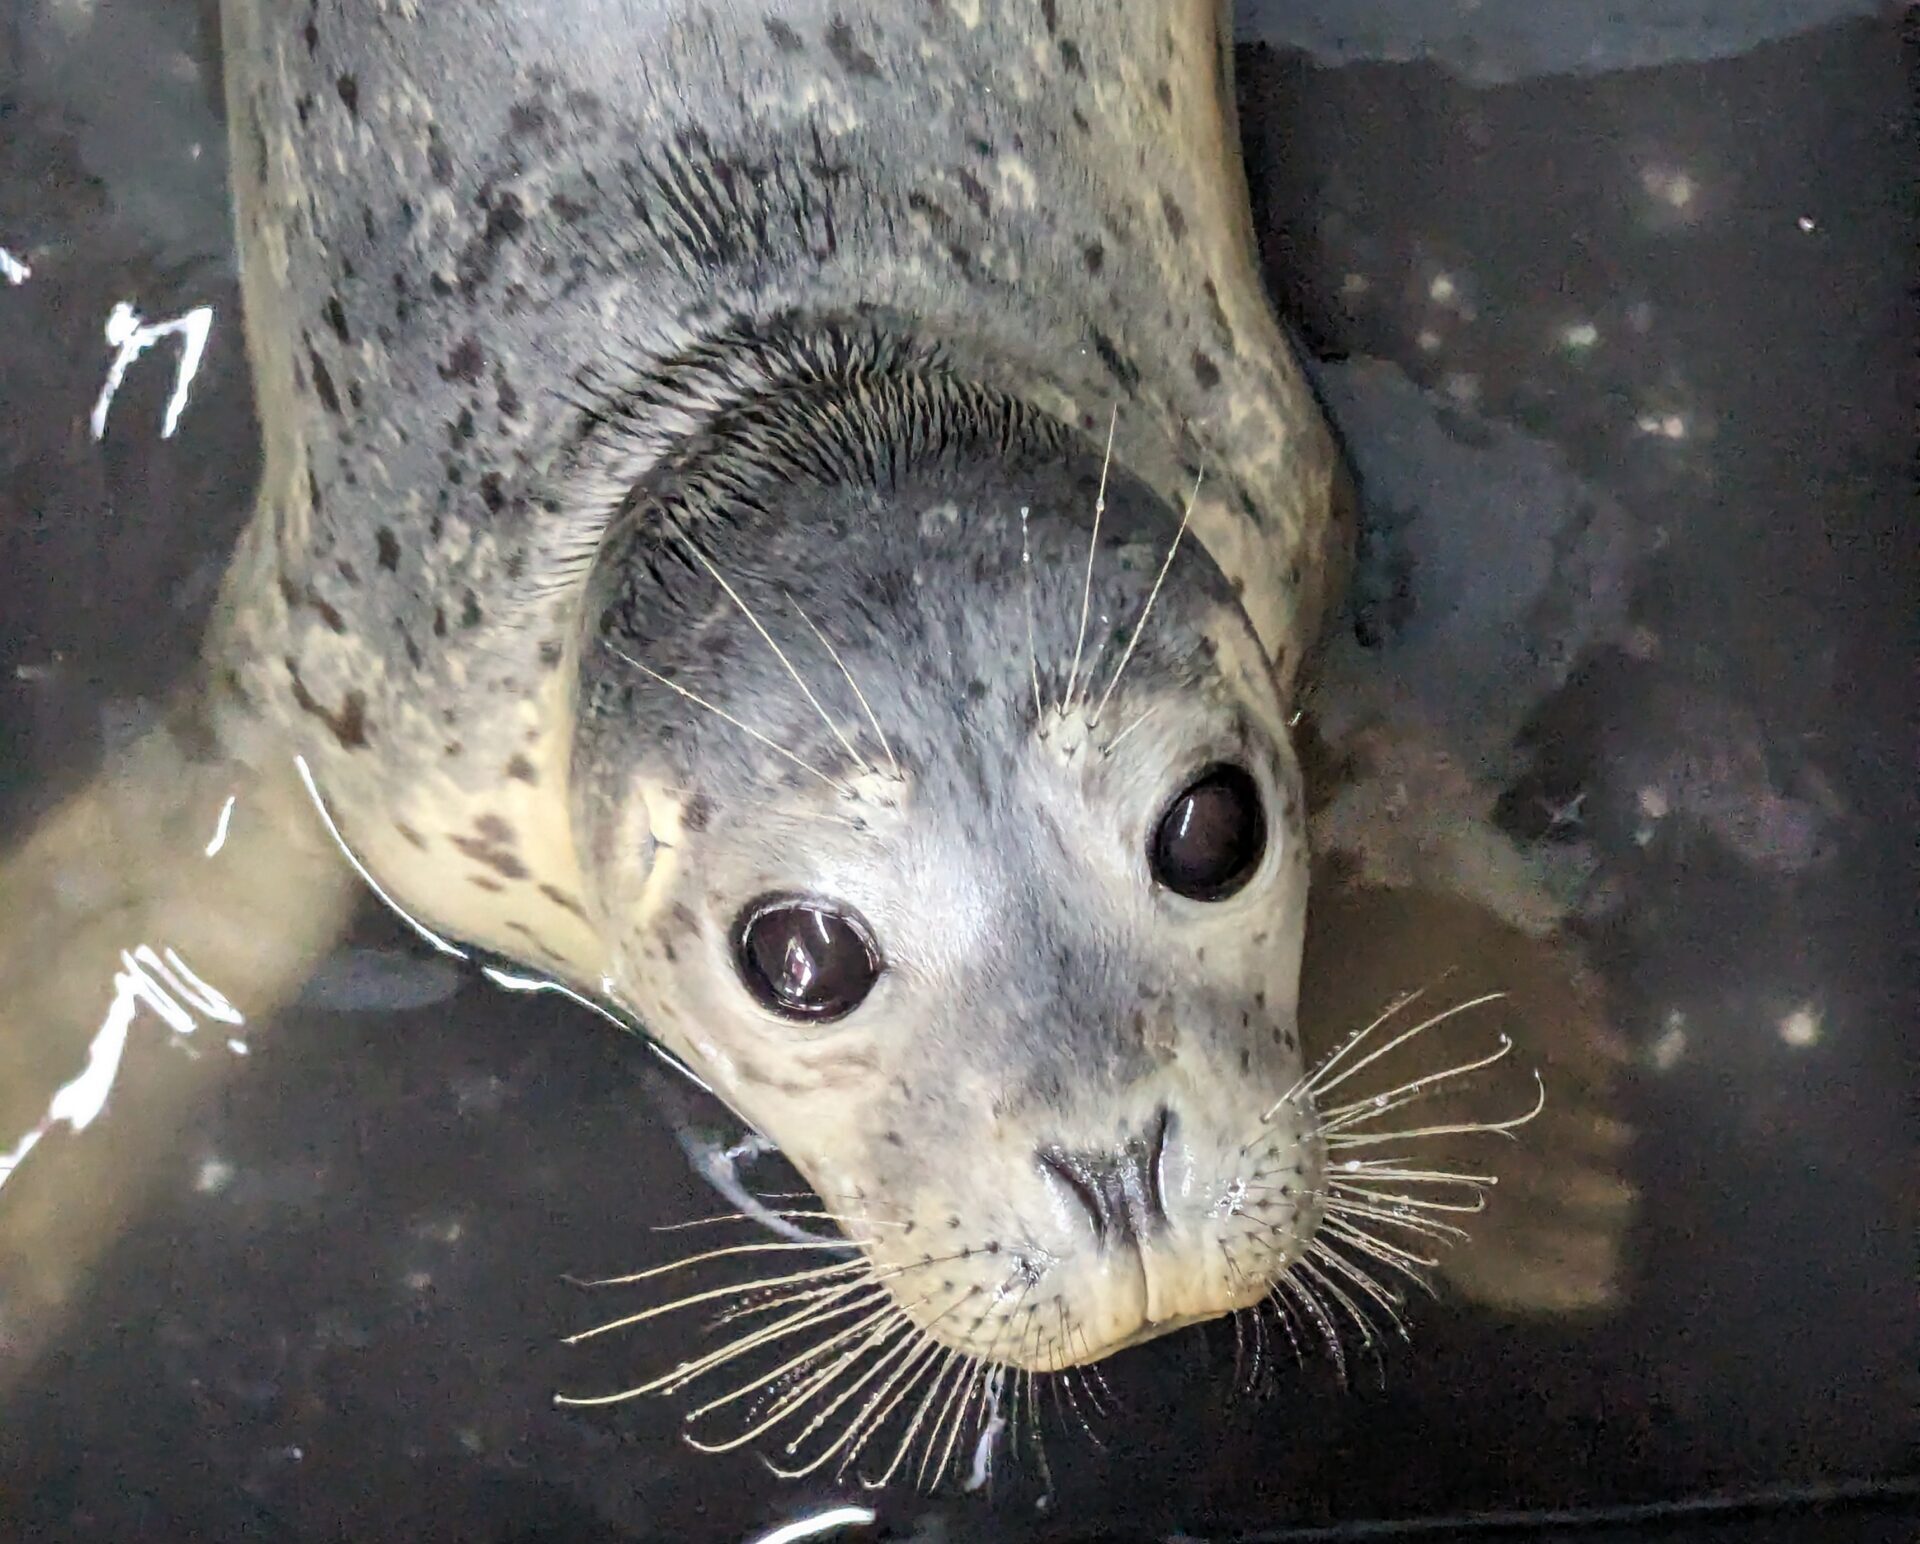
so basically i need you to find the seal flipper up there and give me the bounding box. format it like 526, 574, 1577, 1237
0, 689, 359, 1388
1299, 876, 1636, 1319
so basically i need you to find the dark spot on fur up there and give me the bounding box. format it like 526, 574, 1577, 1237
307, 349, 341, 415
1202, 278, 1235, 351
1156, 77, 1173, 110
469, 874, 505, 893
432, 607, 448, 638
765, 17, 803, 50
478, 471, 505, 513
538, 638, 564, 669
303, 19, 318, 50
1040, 0, 1058, 32
480, 191, 526, 249
1058, 38, 1084, 74
460, 590, 483, 628
441, 336, 484, 384
1160, 190, 1187, 239
955, 168, 991, 216
335, 74, 359, 116
1070, 106, 1090, 134
1192, 350, 1220, 390
540, 884, 589, 920
323, 296, 350, 344
427, 126, 453, 185
1082, 239, 1104, 275
549, 192, 590, 224
395, 822, 429, 850
451, 833, 527, 880
375, 527, 400, 571
475, 814, 514, 845
671, 903, 699, 935
493, 366, 522, 418
679, 794, 714, 833
277, 572, 345, 633
284, 659, 369, 749
1089, 329, 1141, 391
825, 18, 879, 75
505, 753, 538, 784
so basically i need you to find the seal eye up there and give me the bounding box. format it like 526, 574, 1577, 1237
735, 897, 881, 1021
1150, 764, 1266, 901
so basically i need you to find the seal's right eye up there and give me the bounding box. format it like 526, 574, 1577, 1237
734, 896, 881, 1022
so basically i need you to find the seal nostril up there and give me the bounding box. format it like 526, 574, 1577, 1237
1147, 1105, 1173, 1223
1037, 1147, 1110, 1240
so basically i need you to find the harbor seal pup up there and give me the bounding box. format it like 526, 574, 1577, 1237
0, 0, 1622, 1474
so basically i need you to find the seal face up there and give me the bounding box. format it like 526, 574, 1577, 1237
214, 0, 1353, 1387
569, 376, 1323, 1368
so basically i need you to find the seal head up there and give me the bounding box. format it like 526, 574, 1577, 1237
572, 358, 1322, 1371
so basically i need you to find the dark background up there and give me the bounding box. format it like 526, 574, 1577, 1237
0, 2, 1912, 1540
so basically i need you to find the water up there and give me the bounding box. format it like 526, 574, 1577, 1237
0, 3, 1912, 1540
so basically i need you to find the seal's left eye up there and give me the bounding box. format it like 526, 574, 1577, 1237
1150, 763, 1266, 901
734, 896, 881, 1022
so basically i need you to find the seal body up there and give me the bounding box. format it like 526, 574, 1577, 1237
200, 0, 1356, 1377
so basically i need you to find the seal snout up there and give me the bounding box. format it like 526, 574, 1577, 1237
1035, 1106, 1173, 1246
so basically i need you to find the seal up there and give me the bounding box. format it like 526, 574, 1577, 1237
0, 0, 1607, 1478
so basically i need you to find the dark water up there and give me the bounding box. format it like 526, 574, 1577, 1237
0, 3, 1912, 1541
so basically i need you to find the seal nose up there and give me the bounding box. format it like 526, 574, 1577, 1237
1036, 1107, 1173, 1245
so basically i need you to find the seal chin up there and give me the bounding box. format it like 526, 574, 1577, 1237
1025, 1240, 1288, 1370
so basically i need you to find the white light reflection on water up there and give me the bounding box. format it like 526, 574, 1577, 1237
0, 944, 243, 1195
744, 1505, 875, 1544
89, 298, 214, 441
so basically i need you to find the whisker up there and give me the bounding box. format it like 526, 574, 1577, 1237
568, 1238, 866, 1289
556, 1282, 885, 1408
1101, 702, 1158, 758
1318, 1216, 1440, 1280
1297, 1256, 1383, 1356
926, 1355, 986, 1491
1318, 1034, 1518, 1131
685, 544, 874, 777
1304, 992, 1507, 1107
1021, 506, 1046, 723
825, 1335, 949, 1482
642, 1208, 908, 1235
1273, 1270, 1345, 1385
768, 1277, 989, 1476
1063, 404, 1119, 714
1308, 1244, 1410, 1344
1089, 464, 1204, 727
609, 645, 857, 798
683, 1302, 907, 1448
1324, 1195, 1469, 1245
1328, 1181, 1487, 1217
1327, 1158, 1500, 1191
1273, 985, 1434, 1114
618, 1282, 885, 1394
787, 590, 902, 780
1325, 1071, 1546, 1149
562, 1259, 867, 1341
868, 1346, 965, 1490
772, 1332, 938, 1482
